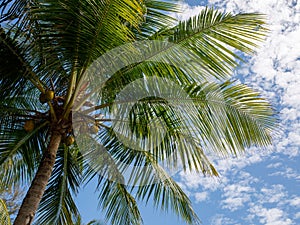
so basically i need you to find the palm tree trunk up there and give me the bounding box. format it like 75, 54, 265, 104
13, 132, 62, 225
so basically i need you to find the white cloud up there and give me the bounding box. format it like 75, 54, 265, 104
269, 167, 300, 181
266, 162, 282, 168
289, 197, 300, 207
194, 191, 208, 203
295, 212, 300, 219
257, 184, 287, 205
210, 214, 240, 225
249, 206, 293, 225
175, 4, 206, 21
221, 184, 254, 211
179, 170, 225, 191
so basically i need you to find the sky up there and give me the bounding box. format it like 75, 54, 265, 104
76, 0, 300, 224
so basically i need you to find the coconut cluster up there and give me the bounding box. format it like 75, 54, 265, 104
23, 89, 103, 147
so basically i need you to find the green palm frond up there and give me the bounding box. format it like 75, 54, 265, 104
9, 0, 144, 66
0, 199, 11, 225
82, 128, 202, 225
133, 164, 201, 225
185, 81, 277, 155
98, 131, 202, 224
135, 0, 180, 38
97, 180, 142, 225
0, 121, 48, 165
35, 145, 82, 225
80, 74, 276, 224
110, 100, 216, 173
91, 76, 276, 171
80, 135, 143, 225
0, 122, 49, 186
0, 89, 50, 184
111, 80, 276, 155
159, 8, 268, 79
96, 10, 268, 105
0, 91, 49, 172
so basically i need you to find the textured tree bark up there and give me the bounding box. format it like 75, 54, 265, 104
13, 132, 62, 225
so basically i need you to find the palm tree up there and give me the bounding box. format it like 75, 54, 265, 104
0, 0, 277, 225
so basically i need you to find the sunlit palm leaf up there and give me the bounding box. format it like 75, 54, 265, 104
0, 199, 11, 225
165, 8, 268, 79
185, 81, 277, 155
97, 180, 142, 225
136, 0, 179, 38
98, 10, 268, 105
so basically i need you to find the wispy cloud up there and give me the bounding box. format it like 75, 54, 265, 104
269, 167, 300, 181
221, 185, 253, 211
289, 197, 300, 207
194, 191, 209, 203
210, 214, 240, 225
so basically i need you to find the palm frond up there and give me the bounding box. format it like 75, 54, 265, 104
133, 161, 201, 225
135, 0, 180, 39
79, 125, 202, 225
80, 78, 276, 225
102, 129, 202, 224
185, 81, 277, 155
168, 8, 268, 79
0, 120, 49, 187
0, 199, 11, 225
79, 134, 143, 225
90, 8, 268, 105
0, 89, 49, 174
97, 181, 142, 225
90, 77, 276, 170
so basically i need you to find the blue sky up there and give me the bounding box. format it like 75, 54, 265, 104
76, 0, 300, 224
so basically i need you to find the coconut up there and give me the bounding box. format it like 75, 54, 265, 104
66, 136, 75, 146
45, 90, 54, 101
24, 120, 35, 132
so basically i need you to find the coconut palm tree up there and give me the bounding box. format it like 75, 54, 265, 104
0, 0, 277, 225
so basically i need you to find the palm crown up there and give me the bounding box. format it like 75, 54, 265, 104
0, 0, 277, 225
